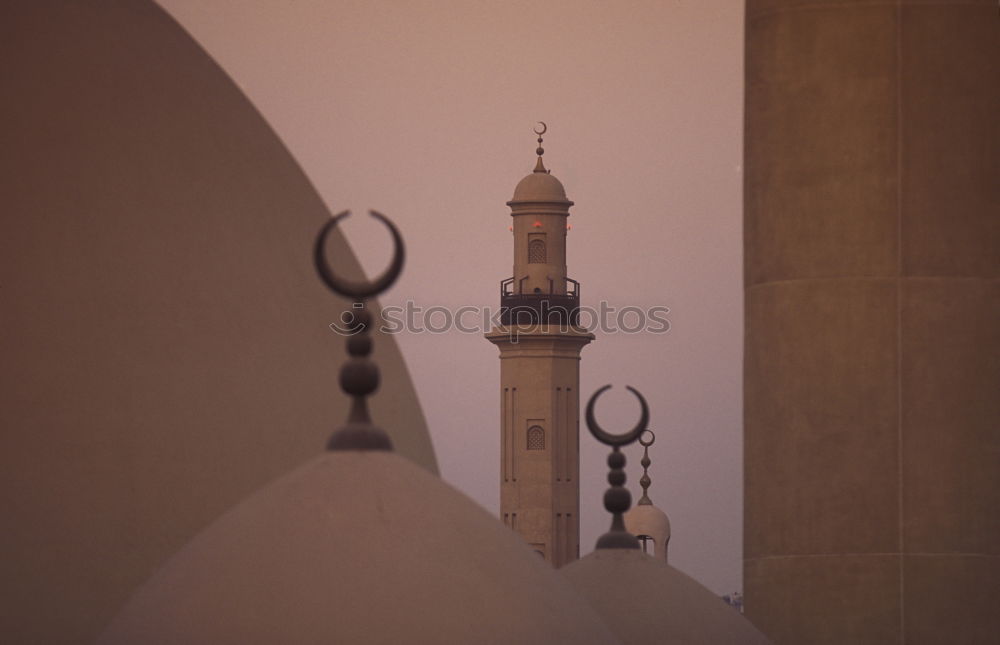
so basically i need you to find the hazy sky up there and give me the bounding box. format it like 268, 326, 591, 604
158, 0, 744, 593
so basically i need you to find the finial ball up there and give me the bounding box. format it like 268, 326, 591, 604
604, 487, 631, 514
340, 360, 379, 396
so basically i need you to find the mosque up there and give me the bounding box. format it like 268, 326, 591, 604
2, 2, 996, 644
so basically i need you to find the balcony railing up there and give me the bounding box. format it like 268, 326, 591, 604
499, 277, 581, 326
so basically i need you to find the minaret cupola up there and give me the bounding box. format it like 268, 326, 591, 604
624, 430, 672, 561
501, 122, 580, 325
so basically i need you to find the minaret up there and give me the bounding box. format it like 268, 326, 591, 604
486, 124, 594, 568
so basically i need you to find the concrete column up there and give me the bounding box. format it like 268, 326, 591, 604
743, 1, 999, 644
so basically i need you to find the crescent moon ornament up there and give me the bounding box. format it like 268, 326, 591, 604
533, 121, 547, 136
585, 384, 649, 447
314, 210, 405, 300
589, 384, 647, 551
315, 209, 404, 453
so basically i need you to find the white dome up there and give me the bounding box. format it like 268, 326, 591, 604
561, 549, 772, 645
623, 504, 671, 561
99, 451, 621, 645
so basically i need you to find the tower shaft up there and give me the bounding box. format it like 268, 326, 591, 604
487, 327, 592, 567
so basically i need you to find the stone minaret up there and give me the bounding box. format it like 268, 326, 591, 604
486, 125, 594, 568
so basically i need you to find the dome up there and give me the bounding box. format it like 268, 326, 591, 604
570, 390, 772, 645
97, 213, 622, 644
623, 504, 671, 560
561, 549, 772, 645
509, 169, 573, 205
99, 451, 621, 645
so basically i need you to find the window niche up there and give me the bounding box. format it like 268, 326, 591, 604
527, 425, 545, 450
528, 235, 546, 264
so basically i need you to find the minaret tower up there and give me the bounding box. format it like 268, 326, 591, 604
486, 124, 594, 567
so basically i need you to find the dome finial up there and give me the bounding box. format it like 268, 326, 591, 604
314, 210, 405, 452
533, 121, 548, 173
585, 384, 649, 550
637, 430, 656, 505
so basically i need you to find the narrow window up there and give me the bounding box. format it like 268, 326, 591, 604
528, 238, 546, 263
527, 425, 545, 450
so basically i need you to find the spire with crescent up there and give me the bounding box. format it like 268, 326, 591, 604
534, 121, 548, 173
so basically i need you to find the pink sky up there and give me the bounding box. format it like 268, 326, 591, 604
158, 0, 745, 593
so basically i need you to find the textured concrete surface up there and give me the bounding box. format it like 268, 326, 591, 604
903, 555, 999, 645
745, 280, 899, 558
745, 555, 900, 645
899, 4, 1000, 277
0, 3, 435, 643
744, 0, 999, 642
744, 3, 899, 284
900, 280, 1000, 555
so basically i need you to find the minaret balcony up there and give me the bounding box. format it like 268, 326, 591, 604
499, 277, 581, 326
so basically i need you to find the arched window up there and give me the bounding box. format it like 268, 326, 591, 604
637, 534, 656, 556
528, 238, 546, 264
527, 425, 545, 450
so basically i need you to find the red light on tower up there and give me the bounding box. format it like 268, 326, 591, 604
533, 220, 542, 228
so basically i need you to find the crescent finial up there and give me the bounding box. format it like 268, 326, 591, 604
314, 210, 405, 300
587, 384, 648, 551
585, 385, 649, 448
532, 122, 548, 172
315, 209, 404, 452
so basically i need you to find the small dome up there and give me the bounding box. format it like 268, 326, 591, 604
623, 504, 671, 561
509, 170, 572, 205
99, 452, 620, 645
561, 549, 772, 645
